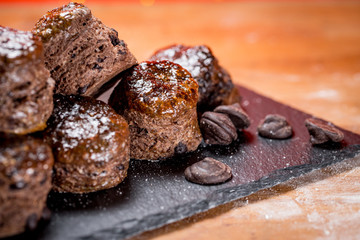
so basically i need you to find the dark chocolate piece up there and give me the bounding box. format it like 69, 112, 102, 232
200, 111, 237, 145
214, 103, 250, 129
184, 157, 232, 185
33, 2, 137, 96
149, 44, 239, 111
258, 114, 293, 139
44, 95, 130, 193
0, 26, 54, 135
108, 61, 202, 160
0, 136, 53, 238
305, 118, 344, 145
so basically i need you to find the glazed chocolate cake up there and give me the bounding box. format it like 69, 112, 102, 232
45, 95, 130, 193
0, 136, 54, 238
149, 44, 239, 111
0, 26, 54, 135
33, 2, 137, 96
109, 60, 202, 161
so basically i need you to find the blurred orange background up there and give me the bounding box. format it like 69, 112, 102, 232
0, 0, 356, 4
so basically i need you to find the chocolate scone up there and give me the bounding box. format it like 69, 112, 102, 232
45, 95, 130, 193
149, 44, 239, 111
33, 2, 137, 96
0, 136, 54, 238
109, 60, 202, 160
0, 26, 54, 135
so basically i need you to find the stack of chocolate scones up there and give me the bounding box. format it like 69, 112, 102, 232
0, 2, 239, 237
0, 26, 55, 238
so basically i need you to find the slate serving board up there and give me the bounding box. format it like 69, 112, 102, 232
6, 86, 360, 240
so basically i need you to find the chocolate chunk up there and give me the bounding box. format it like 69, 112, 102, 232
26, 213, 38, 231
214, 103, 250, 129
41, 207, 51, 221
200, 111, 237, 145
184, 157, 232, 185
118, 49, 127, 55
258, 114, 293, 139
92, 64, 103, 71
111, 28, 118, 36
109, 34, 120, 46
116, 164, 125, 170
78, 84, 89, 94
9, 180, 27, 190
305, 118, 344, 145
174, 142, 188, 155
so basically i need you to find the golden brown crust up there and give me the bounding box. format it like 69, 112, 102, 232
110, 61, 198, 119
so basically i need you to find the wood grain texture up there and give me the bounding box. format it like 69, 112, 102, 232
1, 1, 359, 239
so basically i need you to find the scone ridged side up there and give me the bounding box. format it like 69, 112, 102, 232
124, 108, 202, 160
0, 137, 54, 238
33, 2, 137, 96
109, 61, 202, 161
0, 26, 54, 135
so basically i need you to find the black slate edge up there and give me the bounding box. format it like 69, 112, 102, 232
79, 145, 360, 240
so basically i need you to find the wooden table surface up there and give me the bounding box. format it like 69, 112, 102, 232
1, 1, 360, 239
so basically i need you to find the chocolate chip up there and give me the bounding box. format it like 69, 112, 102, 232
40, 175, 47, 185
184, 157, 232, 185
305, 118, 344, 145
26, 213, 38, 231
41, 207, 51, 221
119, 39, 126, 47
97, 57, 105, 63
111, 28, 118, 36
109, 34, 120, 46
118, 49, 127, 55
200, 111, 237, 145
214, 103, 250, 129
92, 64, 103, 71
117, 164, 125, 170
78, 84, 89, 94
9, 180, 27, 190
258, 114, 293, 139
71, 53, 76, 58
174, 142, 188, 155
